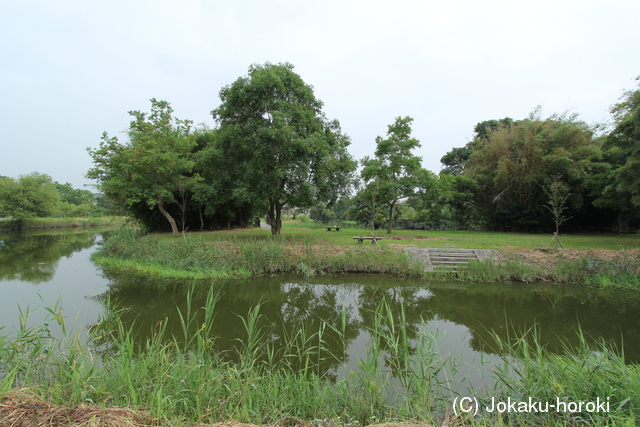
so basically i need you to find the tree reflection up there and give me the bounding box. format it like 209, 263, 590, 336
0, 231, 96, 283
94, 274, 363, 378
424, 284, 640, 363
92, 272, 640, 378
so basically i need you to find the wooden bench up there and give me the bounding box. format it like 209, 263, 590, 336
353, 236, 383, 248
326, 226, 341, 231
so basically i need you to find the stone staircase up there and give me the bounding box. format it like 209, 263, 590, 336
405, 247, 497, 272
426, 248, 479, 271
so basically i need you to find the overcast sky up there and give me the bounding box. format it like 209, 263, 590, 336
1, 0, 639, 190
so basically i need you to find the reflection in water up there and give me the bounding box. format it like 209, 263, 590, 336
2, 229, 639, 392
0, 231, 96, 283
96, 272, 640, 385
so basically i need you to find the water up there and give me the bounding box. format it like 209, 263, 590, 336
2, 229, 640, 392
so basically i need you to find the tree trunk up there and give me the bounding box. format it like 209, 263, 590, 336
270, 199, 283, 236
269, 200, 277, 236
616, 209, 623, 235
157, 200, 179, 236
387, 202, 395, 234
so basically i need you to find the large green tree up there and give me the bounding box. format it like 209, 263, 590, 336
210, 62, 356, 235
458, 111, 602, 231
589, 78, 640, 232
360, 116, 424, 234
603, 78, 640, 206
87, 99, 197, 236
0, 172, 61, 225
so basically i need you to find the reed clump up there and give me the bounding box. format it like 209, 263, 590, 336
1, 294, 638, 426
0, 293, 452, 425
490, 327, 640, 426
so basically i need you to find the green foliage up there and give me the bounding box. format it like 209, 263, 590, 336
2, 293, 639, 426
0, 172, 61, 223
87, 99, 198, 235
555, 254, 640, 289
210, 62, 356, 236
463, 110, 602, 231
491, 327, 640, 426
93, 230, 426, 280
591, 78, 640, 233
606, 77, 640, 206
408, 173, 480, 230
54, 181, 94, 206
360, 117, 428, 234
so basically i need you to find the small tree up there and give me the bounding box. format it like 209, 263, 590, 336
87, 99, 197, 236
544, 176, 571, 248
361, 116, 423, 234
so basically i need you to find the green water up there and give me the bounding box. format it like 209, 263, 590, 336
2, 229, 640, 391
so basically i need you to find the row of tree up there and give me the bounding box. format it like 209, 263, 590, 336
86, 64, 640, 235
436, 95, 640, 232
87, 63, 356, 236
0, 172, 102, 226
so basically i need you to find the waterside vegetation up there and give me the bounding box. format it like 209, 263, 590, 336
1, 292, 638, 426
0, 216, 124, 230
92, 226, 640, 290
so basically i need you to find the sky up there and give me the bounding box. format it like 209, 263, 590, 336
1, 0, 639, 190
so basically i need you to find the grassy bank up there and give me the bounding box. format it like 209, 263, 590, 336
93, 227, 640, 289
92, 228, 427, 280
0, 216, 125, 230
0, 293, 637, 426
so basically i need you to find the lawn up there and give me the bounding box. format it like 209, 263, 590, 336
172, 219, 640, 252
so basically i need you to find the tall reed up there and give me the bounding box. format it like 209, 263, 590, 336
3, 292, 637, 426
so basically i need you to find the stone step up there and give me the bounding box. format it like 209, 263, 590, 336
404, 247, 497, 273
427, 248, 476, 252
430, 255, 475, 260
428, 252, 477, 257
428, 248, 477, 270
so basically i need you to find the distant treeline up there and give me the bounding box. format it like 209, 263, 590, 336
83, 64, 639, 234
0, 173, 110, 228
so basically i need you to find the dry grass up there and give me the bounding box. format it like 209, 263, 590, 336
500, 247, 640, 270
0, 390, 157, 427
0, 391, 440, 427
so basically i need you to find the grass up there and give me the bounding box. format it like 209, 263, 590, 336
92, 227, 427, 280
225, 222, 640, 251
490, 326, 640, 426
0, 216, 125, 230
1, 293, 638, 426
92, 224, 640, 289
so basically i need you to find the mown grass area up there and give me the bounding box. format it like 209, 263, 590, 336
172, 218, 640, 252
1, 293, 637, 426
93, 223, 640, 289
277, 220, 640, 251
0, 216, 125, 230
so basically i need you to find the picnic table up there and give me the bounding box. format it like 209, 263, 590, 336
353, 235, 383, 248
326, 226, 341, 231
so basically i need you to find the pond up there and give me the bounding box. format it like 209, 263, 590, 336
2, 229, 640, 393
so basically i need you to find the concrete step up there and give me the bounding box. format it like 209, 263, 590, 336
430, 255, 475, 260
404, 247, 498, 273
428, 248, 477, 270
431, 260, 470, 265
